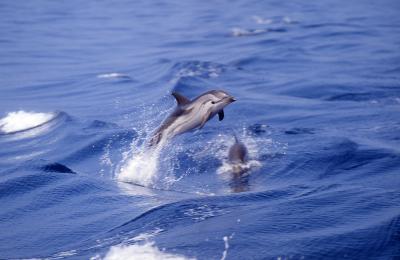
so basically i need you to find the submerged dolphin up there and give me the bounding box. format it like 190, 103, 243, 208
149, 90, 236, 147
228, 135, 248, 167
228, 135, 250, 192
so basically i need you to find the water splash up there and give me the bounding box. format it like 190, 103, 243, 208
252, 15, 273, 25
116, 124, 178, 187
221, 233, 234, 260
231, 27, 267, 37
217, 160, 262, 177
92, 230, 194, 260
115, 96, 176, 187
117, 146, 164, 186
99, 242, 194, 260
0, 110, 55, 134
97, 73, 131, 79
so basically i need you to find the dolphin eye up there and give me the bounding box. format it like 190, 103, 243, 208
211, 101, 216, 104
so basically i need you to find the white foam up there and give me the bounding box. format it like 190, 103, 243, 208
91, 231, 233, 260
231, 27, 267, 37
252, 15, 273, 25
171, 64, 222, 84
101, 242, 194, 260
97, 73, 129, 79
0, 110, 55, 134
117, 133, 172, 187
220, 236, 229, 260
183, 205, 226, 221
117, 148, 161, 186
53, 249, 78, 258
217, 160, 261, 177
282, 16, 293, 24
100, 140, 114, 177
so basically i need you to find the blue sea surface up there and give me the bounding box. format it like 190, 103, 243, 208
1, 0, 400, 259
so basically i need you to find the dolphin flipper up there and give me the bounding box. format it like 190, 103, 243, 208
172, 92, 191, 106
218, 110, 224, 121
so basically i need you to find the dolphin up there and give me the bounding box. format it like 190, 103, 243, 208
228, 135, 250, 192
149, 90, 236, 147
229, 135, 248, 164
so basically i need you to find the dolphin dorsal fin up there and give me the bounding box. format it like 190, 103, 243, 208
172, 92, 191, 106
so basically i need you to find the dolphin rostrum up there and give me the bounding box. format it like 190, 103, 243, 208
149, 90, 236, 147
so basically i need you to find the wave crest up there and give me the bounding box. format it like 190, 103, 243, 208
0, 110, 56, 134
99, 242, 194, 260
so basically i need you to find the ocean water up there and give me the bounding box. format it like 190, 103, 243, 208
1, 0, 400, 259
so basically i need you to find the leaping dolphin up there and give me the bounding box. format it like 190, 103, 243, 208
149, 90, 236, 147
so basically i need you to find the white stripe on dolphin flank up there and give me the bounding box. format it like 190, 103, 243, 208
148, 90, 236, 147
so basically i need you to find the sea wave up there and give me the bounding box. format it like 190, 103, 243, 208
0, 110, 56, 134
97, 242, 194, 260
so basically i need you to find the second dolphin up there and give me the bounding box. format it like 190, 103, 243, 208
228, 135, 249, 174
